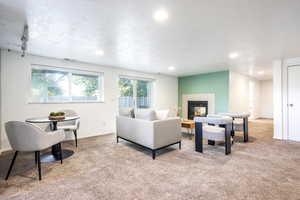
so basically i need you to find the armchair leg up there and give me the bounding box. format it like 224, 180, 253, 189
5, 151, 18, 180
231, 119, 235, 137
195, 122, 203, 153
116, 136, 119, 143
36, 151, 42, 180
225, 132, 231, 155
73, 130, 78, 147
152, 150, 156, 160
179, 141, 181, 150
59, 143, 63, 164
35, 151, 38, 165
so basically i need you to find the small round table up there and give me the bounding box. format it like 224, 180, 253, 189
26, 116, 80, 163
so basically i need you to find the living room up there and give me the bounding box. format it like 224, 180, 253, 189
0, 1, 300, 200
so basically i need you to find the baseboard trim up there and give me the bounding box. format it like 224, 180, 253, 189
0, 132, 114, 155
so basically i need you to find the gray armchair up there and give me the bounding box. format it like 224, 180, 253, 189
5, 121, 65, 180
57, 109, 80, 147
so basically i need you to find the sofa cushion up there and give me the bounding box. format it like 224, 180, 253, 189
119, 108, 135, 118
135, 110, 157, 121
156, 110, 170, 120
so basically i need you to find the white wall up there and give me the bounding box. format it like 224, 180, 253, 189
0, 50, 2, 153
229, 71, 261, 119
0, 50, 178, 151
273, 60, 283, 139
260, 80, 273, 118
273, 58, 300, 140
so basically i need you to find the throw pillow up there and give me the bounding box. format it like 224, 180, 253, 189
135, 110, 157, 121
156, 110, 170, 120
119, 108, 134, 118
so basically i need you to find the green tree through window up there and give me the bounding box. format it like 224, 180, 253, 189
31, 67, 103, 103
119, 77, 152, 108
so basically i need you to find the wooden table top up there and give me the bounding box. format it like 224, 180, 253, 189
181, 120, 195, 124
181, 120, 195, 129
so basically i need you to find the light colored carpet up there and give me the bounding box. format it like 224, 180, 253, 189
1, 119, 300, 200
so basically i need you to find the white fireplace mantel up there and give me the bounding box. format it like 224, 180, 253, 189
182, 94, 215, 120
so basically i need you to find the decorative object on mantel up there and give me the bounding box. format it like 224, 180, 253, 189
49, 112, 65, 120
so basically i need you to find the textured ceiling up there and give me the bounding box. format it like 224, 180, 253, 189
1, 0, 300, 80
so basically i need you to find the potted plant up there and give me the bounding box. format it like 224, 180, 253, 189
49, 112, 65, 120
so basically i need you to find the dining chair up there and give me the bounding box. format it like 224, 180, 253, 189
57, 109, 80, 147
5, 121, 65, 180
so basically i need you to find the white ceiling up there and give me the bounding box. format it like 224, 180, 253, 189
1, 0, 300, 80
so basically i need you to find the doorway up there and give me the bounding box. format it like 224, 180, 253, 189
288, 65, 300, 141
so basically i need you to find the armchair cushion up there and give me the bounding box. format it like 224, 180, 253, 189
203, 125, 225, 141
234, 119, 244, 131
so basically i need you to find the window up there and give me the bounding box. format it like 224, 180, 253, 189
119, 76, 153, 109
30, 66, 103, 103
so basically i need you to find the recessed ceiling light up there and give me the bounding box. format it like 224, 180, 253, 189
168, 66, 175, 71
258, 71, 265, 75
229, 52, 239, 59
153, 9, 169, 22
96, 49, 104, 56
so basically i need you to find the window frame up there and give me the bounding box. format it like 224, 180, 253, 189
118, 75, 154, 109
29, 64, 104, 104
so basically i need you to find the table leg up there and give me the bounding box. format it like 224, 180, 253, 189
40, 121, 74, 163
243, 117, 249, 142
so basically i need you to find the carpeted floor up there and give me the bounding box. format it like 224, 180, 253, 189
0, 119, 300, 200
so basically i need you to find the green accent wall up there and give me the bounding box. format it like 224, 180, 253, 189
178, 71, 229, 116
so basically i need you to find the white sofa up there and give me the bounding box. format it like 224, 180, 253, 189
116, 114, 182, 159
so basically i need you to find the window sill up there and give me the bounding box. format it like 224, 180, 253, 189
28, 101, 105, 104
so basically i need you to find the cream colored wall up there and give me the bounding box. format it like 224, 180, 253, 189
229, 71, 261, 119
0, 49, 2, 153
260, 80, 273, 118
0, 50, 178, 151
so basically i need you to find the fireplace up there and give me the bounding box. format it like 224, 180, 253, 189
188, 101, 208, 120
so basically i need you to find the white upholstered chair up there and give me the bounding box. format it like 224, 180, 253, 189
219, 113, 250, 142
57, 109, 80, 147
194, 116, 233, 155
5, 121, 65, 180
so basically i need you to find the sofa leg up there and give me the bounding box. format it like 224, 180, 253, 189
152, 150, 156, 160
179, 141, 181, 150
35, 151, 38, 165
116, 136, 119, 143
